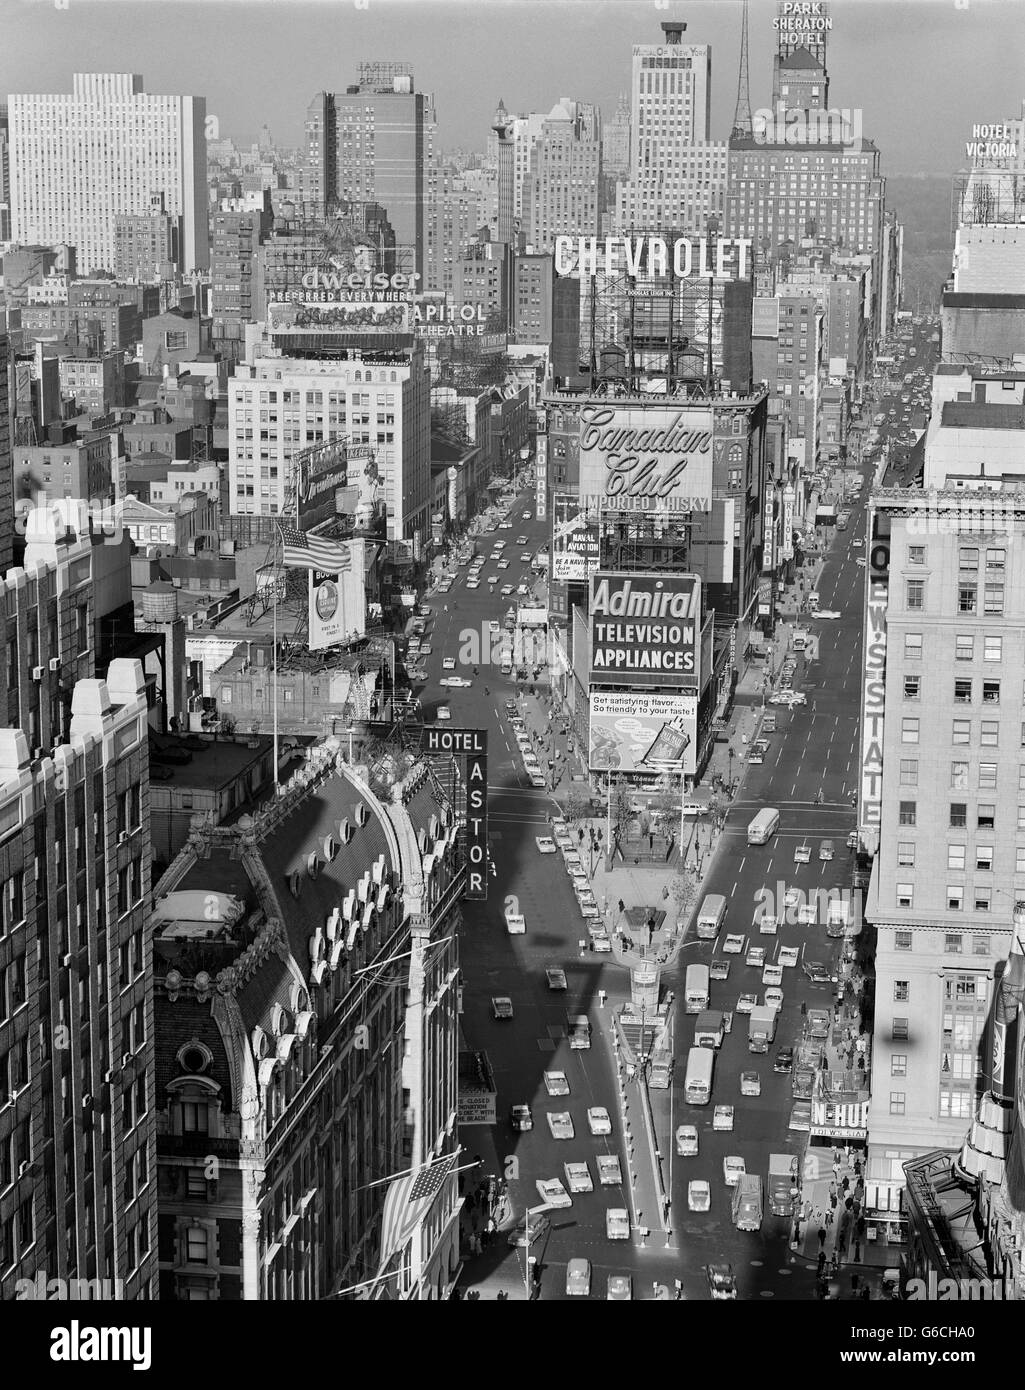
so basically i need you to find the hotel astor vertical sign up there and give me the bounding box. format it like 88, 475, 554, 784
423, 728, 488, 901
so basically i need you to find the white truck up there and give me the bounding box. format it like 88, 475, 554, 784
748, 1005, 777, 1054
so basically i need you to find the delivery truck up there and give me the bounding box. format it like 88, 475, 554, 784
732, 1173, 763, 1232
747, 1004, 777, 1053
694, 1009, 725, 1049
768, 1153, 799, 1218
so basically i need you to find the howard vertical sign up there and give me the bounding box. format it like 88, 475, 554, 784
424, 727, 489, 901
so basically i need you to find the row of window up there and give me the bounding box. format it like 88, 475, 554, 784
892, 878, 1006, 912
893, 930, 986, 953
901, 717, 1025, 747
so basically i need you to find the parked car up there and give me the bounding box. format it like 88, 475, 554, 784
507, 1213, 551, 1247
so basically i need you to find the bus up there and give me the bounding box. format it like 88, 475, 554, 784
747, 808, 780, 845
684, 1046, 714, 1105
649, 1051, 674, 1089
685, 963, 710, 1014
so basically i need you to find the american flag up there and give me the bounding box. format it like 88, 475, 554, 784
376, 1152, 459, 1277
278, 524, 352, 574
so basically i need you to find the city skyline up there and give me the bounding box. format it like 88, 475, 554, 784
2, 0, 1023, 175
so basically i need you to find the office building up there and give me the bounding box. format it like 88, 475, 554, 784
0, 334, 12, 574
424, 171, 483, 296
752, 293, 826, 476
305, 64, 436, 281
113, 193, 181, 283
602, 94, 631, 178
8, 74, 208, 275
211, 197, 273, 362
525, 101, 601, 255
150, 748, 462, 1299
0, 103, 10, 242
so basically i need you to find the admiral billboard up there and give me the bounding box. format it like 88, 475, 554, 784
589, 573, 701, 691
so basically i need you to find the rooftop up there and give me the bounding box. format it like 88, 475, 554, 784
149, 733, 273, 795
940, 401, 1025, 429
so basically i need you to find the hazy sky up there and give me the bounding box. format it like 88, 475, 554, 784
3, 0, 1023, 174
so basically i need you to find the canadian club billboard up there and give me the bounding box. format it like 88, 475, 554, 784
578, 404, 714, 515
589, 573, 701, 691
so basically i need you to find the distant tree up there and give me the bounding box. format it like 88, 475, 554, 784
670, 865, 699, 928
562, 790, 592, 824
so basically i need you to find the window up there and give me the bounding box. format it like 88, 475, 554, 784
186, 1227, 208, 1263
983, 681, 1000, 704
898, 801, 916, 826
985, 635, 1002, 662
978, 804, 995, 829
1019, 806, 1025, 831
901, 718, 919, 744
958, 583, 977, 613
952, 720, 971, 744
186, 1170, 207, 1198
899, 759, 918, 786
1018, 846, 1025, 874
181, 1102, 208, 1134
896, 884, 914, 909
986, 547, 1006, 573
894, 981, 909, 1003
955, 634, 974, 661
948, 844, 966, 871
903, 675, 920, 700
951, 762, 969, 790
985, 584, 1004, 615
895, 931, 913, 951
891, 1055, 908, 1077
897, 842, 915, 867
908, 545, 926, 565
906, 580, 925, 610
904, 633, 923, 660
973, 936, 990, 956
954, 678, 972, 704
979, 763, 997, 789
976, 845, 993, 871
945, 933, 963, 954
220, 688, 232, 705
948, 886, 964, 911
889, 1092, 906, 1115
975, 889, 992, 912
892, 1018, 909, 1041
959, 547, 979, 570
981, 720, 999, 747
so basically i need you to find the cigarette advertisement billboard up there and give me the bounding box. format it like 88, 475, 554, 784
578, 405, 714, 516
589, 691, 698, 776
589, 572, 701, 691
308, 538, 367, 651
551, 493, 600, 582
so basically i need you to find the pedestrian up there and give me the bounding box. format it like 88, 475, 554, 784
800, 1000, 807, 1017
853, 1157, 863, 1179
830, 1192, 838, 1212
817, 1225, 827, 1250
853, 1240, 862, 1263
845, 1196, 854, 1213
851, 1274, 860, 1295
825, 1208, 834, 1229
841, 1175, 850, 1194
817, 1251, 827, 1276
831, 1253, 840, 1277
486, 1215, 496, 1242
828, 1180, 838, 1201
832, 1159, 841, 1181
860, 1285, 870, 1302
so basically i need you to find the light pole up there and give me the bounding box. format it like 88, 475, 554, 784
523, 1202, 550, 1299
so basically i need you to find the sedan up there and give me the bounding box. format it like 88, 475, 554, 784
789, 1102, 812, 1132
774, 1047, 795, 1074
498, 559, 511, 570
706, 1263, 738, 1300
564, 1162, 593, 1194
507, 1213, 551, 1247
439, 676, 472, 688
736, 993, 758, 1015
597, 1154, 622, 1186
723, 1155, 747, 1187
768, 693, 794, 706
527, 773, 547, 789
466, 580, 480, 590
745, 945, 766, 969
676, 1124, 699, 1157
783, 886, 801, 909
535, 836, 557, 854
491, 996, 514, 1020
803, 960, 831, 985
778, 946, 800, 969
762, 963, 784, 988
522, 511, 532, 520
436, 707, 451, 722
812, 610, 841, 620
587, 1107, 612, 1136
510, 1104, 533, 1132
516, 584, 530, 596
765, 987, 785, 1012
786, 691, 808, 706
520, 553, 532, 563
605, 1208, 630, 1240
688, 1180, 711, 1212
606, 1275, 632, 1301
566, 1257, 590, 1297
419, 644, 432, 656
442, 657, 456, 671
501, 584, 515, 597
740, 1071, 761, 1097
546, 968, 568, 991
547, 1112, 575, 1140
544, 1070, 570, 1096
710, 959, 731, 982
723, 933, 745, 955
536, 1178, 572, 1209
713, 1105, 734, 1132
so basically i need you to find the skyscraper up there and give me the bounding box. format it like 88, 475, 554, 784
8, 74, 208, 275
0, 333, 12, 576
305, 64, 436, 282
525, 100, 601, 254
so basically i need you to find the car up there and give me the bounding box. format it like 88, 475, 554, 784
596, 1154, 622, 1187
547, 1111, 575, 1140
762, 963, 784, 988
522, 511, 532, 520
510, 1104, 533, 1132
778, 946, 799, 968
527, 772, 547, 789
706, 1263, 738, 1300
491, 995, 514, 1020
419, 644, 432, 657
535, 1177, 572, 1209
765, 987, 784, 1012
847, 830, 860, 850
794, 842, 812, 864
710, 958, 731, 982
723, 1155, 747, 1187
436, 706, 451, 722
745, 945, 765, 969
520, 553, 532, 563
544, 1070, 570, 1096
605, 1208, 630, 1240
855, 556, 867, 567
566, 1257, 591, 1297
507, 1213, 551, 1247
516, 584, 530, 596
439, 676, 472, 688
748, 746, 764, 764
466, 580, 480, 590
587, 1107, 612, 1136
783, 886, 802, 909
546, 968, 568, 991
606, 1275, 633, 1301
442, 657, 456, 671
758, 912, 778, 936
736, 993, 758, 1015
713, 1105, 734, 1132
740, 1071, 761, 1097
789, 1101, 812, 1132
852, 538, 864, 548
774, 1047, 795, 1074
498, 559, 510, 570
813, 610, 841, 620
802, 960, 832, 985
797, 902, 818, 926
499, 521, 514, 531
688, 1180, 711, 1212
723, 933, 745, 955
786, 691, 808, 706
501, 584, 515, 596
535, 836, 557, 855
676, 1124, 699, 1156
553, 826, 574, 849
564, 1162, 593, 1194
516, 535, 528, 546
505, 698, 518, 712
768, 693, 793, 706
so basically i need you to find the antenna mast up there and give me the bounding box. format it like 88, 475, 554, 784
731, 0, 753, 139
